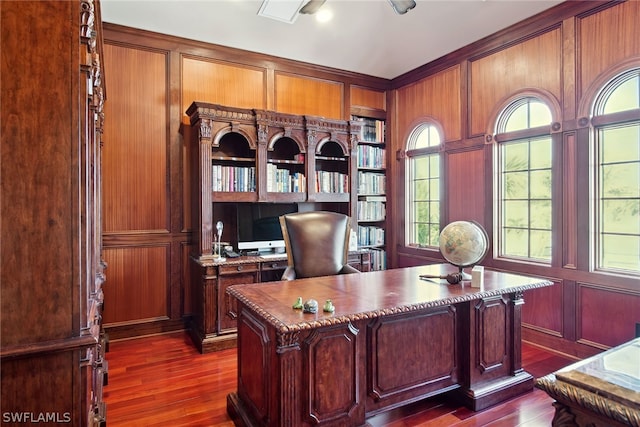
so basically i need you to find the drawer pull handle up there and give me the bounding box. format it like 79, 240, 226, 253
271, 263, 278, 268
237, 265, 243, 271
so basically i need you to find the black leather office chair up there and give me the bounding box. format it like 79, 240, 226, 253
279, 211, 360, 280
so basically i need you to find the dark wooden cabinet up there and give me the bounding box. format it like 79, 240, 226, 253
217, 262, 260, 332
1, 0, 106, 425
189, 253, 371, 353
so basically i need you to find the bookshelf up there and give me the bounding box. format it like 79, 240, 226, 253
352, 115, 387, 270
185, 103, 379, 351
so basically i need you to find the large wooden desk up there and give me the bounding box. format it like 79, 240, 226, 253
226, 264, 553, 427
536, 338, 640, 426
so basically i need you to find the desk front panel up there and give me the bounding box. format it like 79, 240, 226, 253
366, 306, 459, 414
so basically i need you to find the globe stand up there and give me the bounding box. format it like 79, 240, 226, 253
458, 266, 472, 282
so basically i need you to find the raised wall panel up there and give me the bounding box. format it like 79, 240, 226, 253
275, 73, 343, 119
578, 1, 640, 100
102, 246, 169, 324
351, 86, 386, 111
578, 284, 640, 347
469, 29, 562, 136
395, 66, 461, 143
181, 56, 267, 122
445, 148, 485, 225
522, 282, 563, 335
182, 242, 193, 315
102, 44, 168, 233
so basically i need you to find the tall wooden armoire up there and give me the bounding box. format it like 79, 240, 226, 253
1, 1, 107, 425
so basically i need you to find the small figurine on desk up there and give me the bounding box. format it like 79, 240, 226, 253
323, 299, 335, 313
292, 296, 303, 309
303, 299, 318, 313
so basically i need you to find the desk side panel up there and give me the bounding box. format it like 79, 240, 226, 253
366, 306, 460, 414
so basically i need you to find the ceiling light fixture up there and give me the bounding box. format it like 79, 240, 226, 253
389, 0, 416, 15
299, 0, 326, 15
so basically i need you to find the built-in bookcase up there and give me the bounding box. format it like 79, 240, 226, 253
352, 115, 387, 270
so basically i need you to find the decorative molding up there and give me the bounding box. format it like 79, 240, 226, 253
229, 279, 552, 334
536, 374, 640, 426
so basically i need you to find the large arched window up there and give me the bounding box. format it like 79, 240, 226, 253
405, 123, 441, 247
495, 97, 553, 262
591, 68, 640, 274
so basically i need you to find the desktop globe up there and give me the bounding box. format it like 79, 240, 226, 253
438, 221, 489, 279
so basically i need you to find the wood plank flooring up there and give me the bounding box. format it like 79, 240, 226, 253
103, 331, 576, 426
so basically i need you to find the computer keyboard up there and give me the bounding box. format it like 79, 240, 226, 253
259, 253, 286, 259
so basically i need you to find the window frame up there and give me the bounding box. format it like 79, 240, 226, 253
492, 96, 558, 266
404, 121, 443, 250
589, 67, 640, 276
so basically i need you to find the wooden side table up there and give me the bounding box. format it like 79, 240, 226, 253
536, 338, 640, 426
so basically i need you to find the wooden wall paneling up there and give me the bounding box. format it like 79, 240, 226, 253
102, 43, 169, 233
181, 56, 267, 120
469, 28, 562, 137
394, 66, 461, 143
274, 72, 343, 119
445, 148, 485, 226
182, 242, 194, 316
561, 16, 577, 121
102, 245, 169, 324
350, 86, 386, 111
577, 284, 640, 348
562, 131, 577, 269
522, 281, 563, 336
577, 1, 640, 102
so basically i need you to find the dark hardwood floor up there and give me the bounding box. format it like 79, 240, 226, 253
103, 331, 576, 426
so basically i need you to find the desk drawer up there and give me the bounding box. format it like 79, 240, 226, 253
261, 260, 288, 271
219, 262, 259, 275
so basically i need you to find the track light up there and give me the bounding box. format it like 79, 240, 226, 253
389, 0, 416, 14
299, 0, 326, 14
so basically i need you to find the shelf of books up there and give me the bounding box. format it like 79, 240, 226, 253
353, 115, 387, 271
266, 139, 306, 201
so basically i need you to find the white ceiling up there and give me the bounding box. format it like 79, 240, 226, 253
101, 0, 564, 80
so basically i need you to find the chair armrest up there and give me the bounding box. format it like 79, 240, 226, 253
281, 266, 297, 281
340, 264, 361, 275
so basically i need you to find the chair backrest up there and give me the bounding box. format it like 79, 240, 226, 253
280, 211, 352, 279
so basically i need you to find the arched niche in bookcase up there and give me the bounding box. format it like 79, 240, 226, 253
210, 131, 257, 203
255, 110, 307, 202
305, 115, 354, 205
187, 102, 258, 259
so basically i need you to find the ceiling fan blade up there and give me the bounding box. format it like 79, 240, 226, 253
389, 0, 416, 15
299, 0, 326, 15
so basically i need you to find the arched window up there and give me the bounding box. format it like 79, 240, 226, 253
495, 97, 553, 262
405, 123, 441, 247
592, 68, 640, 274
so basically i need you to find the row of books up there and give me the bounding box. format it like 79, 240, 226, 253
357, 225, 385, 247
266, 164, 306, 192
357, 198, 386, 221
369, 248, 387, 271
355, 118, 385, 143
212, 165, 256, 192
358, 172, 386, 195
357, 145, 386, 169
315, 171, 349, 193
